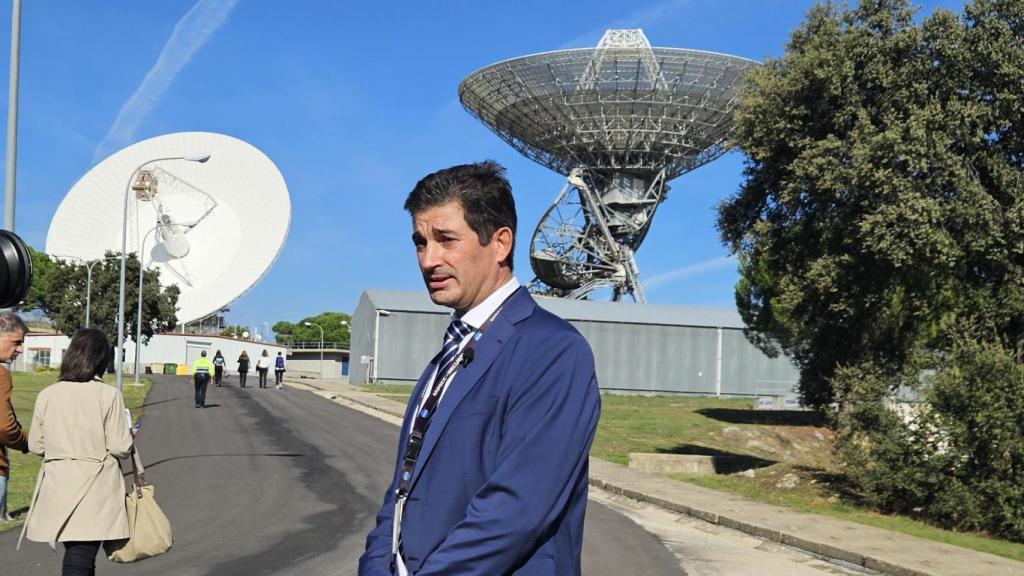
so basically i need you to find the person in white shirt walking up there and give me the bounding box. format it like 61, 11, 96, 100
255, 350, 271, 388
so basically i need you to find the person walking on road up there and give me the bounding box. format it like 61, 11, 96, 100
274, 351, 286, 389
20, 328, 135, 576
359, 161, 601, 576
192, 350, 214, 408
212, 350, 226, 387
255, 350, 270, 388
237, 350, 250, 388
0, 312, 29, 523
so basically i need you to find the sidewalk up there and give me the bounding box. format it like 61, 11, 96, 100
285, 375, 1024, 576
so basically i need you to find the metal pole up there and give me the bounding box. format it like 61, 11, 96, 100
85, 262, 93, 327
715, 327, 723, 397
372, 312, 380, 383
303, 321, 324, 378
134, 225, 162, 386
117, 155, 191, 391
372, 310, 390, 382
134, 258, 146, 385
4, 0, 21, 230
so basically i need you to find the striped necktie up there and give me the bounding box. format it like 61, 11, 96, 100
435, 319, 473, 385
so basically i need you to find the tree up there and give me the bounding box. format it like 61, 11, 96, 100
24, 246, 55, 312
718, 0, 1024, 408
40, 251, 179, 346
221, 324, 248, 338
271, 320, 294, 341
273, 312, 350, 348
717, 0, 1024, 539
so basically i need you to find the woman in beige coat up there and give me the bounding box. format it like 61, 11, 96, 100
21, 329, 133, 576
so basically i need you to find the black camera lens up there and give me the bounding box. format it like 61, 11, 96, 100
0, 229, 32, 308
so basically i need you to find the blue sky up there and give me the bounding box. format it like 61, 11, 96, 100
0, 0, 962, 332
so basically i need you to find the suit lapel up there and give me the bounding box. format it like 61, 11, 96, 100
408, 288, 534, 490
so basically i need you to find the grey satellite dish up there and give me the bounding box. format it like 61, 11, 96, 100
460, 29, 758, 302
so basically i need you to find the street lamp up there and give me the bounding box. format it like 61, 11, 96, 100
303, 321, 324, 379
340, 319, 349, 349
52, 254, 119, 328
133, 221, 195, 386
116, 153, 209, 391
372, 309, 391, 383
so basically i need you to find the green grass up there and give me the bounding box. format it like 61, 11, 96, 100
357, 387, 1024, 561
360, 383, 414, 397
3, 371, 150, 532
674, 471, 1024, 562
595, 394, 1024, 562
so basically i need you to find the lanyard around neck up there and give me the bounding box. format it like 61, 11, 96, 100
396, 289, 516, 498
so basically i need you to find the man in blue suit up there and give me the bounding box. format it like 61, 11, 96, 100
359, 161, 601, 575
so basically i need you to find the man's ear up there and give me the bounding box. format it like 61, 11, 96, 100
493, 227, 513, 265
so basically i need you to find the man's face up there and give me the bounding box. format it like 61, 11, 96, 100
412, 201, 509, 315
0, 329, 25, 363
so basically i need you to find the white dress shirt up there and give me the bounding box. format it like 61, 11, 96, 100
397, 276, 520, 574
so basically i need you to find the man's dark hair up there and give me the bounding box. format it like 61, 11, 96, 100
404, 160, 517, 271
59, 328, 110, 382
0, 311, 27, 336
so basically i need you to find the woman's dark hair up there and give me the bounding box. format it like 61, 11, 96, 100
59, 328, 110, 382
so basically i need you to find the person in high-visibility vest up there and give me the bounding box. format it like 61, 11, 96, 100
191, 350, 215, 408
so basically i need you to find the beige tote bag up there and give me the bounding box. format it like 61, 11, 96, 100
104, 447, 173, 563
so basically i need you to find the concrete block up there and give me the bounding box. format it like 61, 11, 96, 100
628, 453, 746, 475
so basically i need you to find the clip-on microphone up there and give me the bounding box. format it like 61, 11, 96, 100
460, 347, 475, 367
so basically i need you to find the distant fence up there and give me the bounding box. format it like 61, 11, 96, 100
284, 341, 347, 350
754, 379, 799, 397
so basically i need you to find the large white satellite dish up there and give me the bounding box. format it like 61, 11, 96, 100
46, 132, 290, 324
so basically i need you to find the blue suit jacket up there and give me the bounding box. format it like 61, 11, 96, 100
359, 288, 601, 575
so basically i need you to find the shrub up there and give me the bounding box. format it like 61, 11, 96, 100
834, 340, 1024, 542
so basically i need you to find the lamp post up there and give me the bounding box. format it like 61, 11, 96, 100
4, 0, 21, 231
372, 309, 391, 383
133, 221, 194, 386
116, 154, 209, 391
303, 321, 324, 379
52, 254, 119, 328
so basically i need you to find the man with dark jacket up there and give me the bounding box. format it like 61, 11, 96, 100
359, 162, 600, 575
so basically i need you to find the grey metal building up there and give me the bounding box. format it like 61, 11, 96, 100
349, 289, 799, 396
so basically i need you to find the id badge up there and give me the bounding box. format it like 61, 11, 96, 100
392, 494, 405, 556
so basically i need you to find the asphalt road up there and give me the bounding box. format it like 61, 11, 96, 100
1, 375, 681, 575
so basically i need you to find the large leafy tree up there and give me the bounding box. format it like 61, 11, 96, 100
717, 0, 1024, 538
273, 312, 350, 348
718, 0, 1024, 408
41, 251, 180, 346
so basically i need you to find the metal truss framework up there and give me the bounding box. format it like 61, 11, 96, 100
460, 29, 757, 302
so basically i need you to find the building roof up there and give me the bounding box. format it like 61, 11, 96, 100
363, 288, 745, 329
